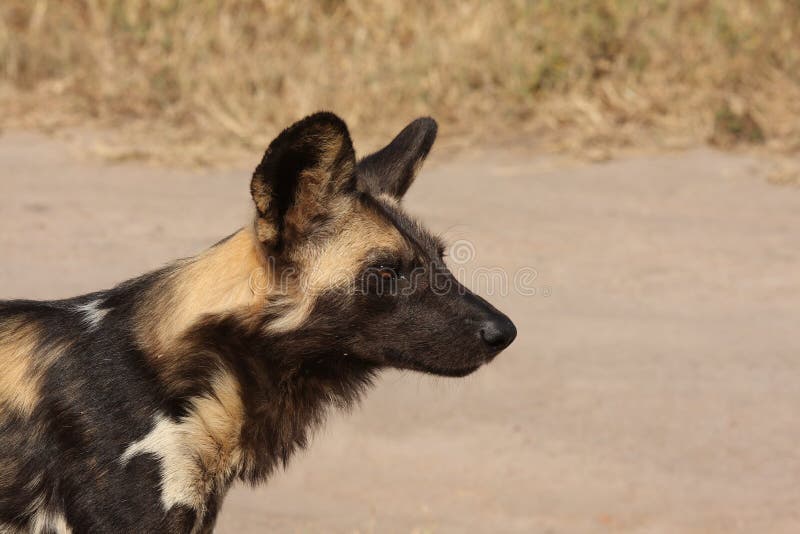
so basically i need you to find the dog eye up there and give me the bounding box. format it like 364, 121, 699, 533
367, 262, 402, 281
374, 265, 399, 280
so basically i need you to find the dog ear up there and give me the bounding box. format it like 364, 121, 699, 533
357, 117, 437, 200
251, 112, 356, 251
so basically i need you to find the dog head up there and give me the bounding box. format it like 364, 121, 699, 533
250, 112, 515, 376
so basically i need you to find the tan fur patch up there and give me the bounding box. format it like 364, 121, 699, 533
377, 193, 401, 207
136, 194, 406, 343
135, 229, 268, 354
268, 199, 407, 333
250, 180, 272, 216
0, 319, 44, 418
181, 370, 246, 478
254, 217, 277, 244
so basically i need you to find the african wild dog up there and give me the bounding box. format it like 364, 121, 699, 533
0, 112, 516, 533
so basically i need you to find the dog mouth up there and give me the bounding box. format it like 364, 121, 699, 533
392, 355, 486, 377
380, 348, 493, 377
418, 362, 484, 377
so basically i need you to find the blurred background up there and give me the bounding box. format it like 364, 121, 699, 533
2, 1, 800, 533
2, 0, 800, 168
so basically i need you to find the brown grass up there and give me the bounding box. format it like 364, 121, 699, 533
1, 1, 800, 165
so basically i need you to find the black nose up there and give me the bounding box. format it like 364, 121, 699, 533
479, 315, 517, 351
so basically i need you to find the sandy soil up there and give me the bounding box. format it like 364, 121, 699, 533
2, 133, 799, 533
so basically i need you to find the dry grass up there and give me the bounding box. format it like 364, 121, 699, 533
1, 0, 800, 165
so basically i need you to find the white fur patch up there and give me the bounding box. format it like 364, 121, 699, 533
120, 415, 202, 512
118, 375, 244, 526
29, 508, 72, 534
74, 300, 109, 330
15, 478, 72, 533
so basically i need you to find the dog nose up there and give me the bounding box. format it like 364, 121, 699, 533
479, 315, 517, 351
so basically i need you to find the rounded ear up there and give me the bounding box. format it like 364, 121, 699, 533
251, 112, 356, 250
357, 117, 437, 200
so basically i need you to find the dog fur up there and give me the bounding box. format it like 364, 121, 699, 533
0, 113, 516, 533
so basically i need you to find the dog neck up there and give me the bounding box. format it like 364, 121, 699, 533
118, 231, 379, 525
176, 314, 379, 484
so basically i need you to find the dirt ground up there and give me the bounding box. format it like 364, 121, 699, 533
1, 132, 799, 533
